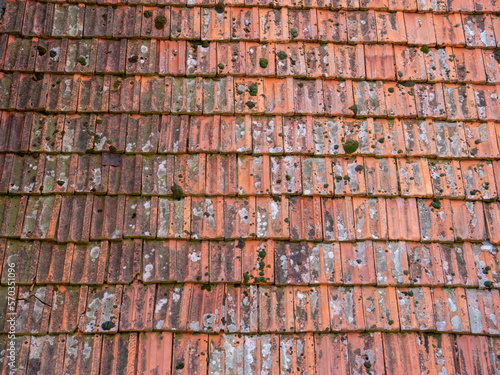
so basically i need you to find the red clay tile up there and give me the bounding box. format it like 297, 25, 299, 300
78, 75, 111, 113
294, 286, 330, 332
472, 241, 500, 286
323, 80, 355, 116
451, 200, 487, 241
485, 202, 500, 245
457, 335, 495, 375
157, 198, 191, 239
341, 241, 376, 284
90, 196, 125, 240
384, 81, 418, 117
158, 40, 186, 76
142, 6, 171, 39
259, 285, 294, 332
3, 36, 38, 72
41, 154, 77, 194
374, 241, 411, 285
35, 241, 70, 283
332, 156, 366, 196
275, 43, 306, 77
304, 43, 336, 78
347, 11, 377, 43
263, 78, 295, 115
154, 284, 192, 330
462, 14, 497, 48
223, 197, 257, 239
417, 198, 454, 242
444, 83, 478, 120
70, 242, 108, 285
404, 12, 436, 46
280, 334, 316, 373
251, 115, 284, 153
365, 44, 395, 80
315, 333, 349, 373
171, 77, 203, 114
84, 5, 114, 38
80, 284, 122, 333
439, 242, 479, 286
383, 332, 421, 375
51, 4, 85, 38
467, 288, 500, 334
22, 3, 52, 36
65, 39, 97, 74
137, 332, 173, 374
474, 85, 500, 121
49, 285, 87, 333
112, 5, 142, 38
397, 158, 433, 197
255, 197, 290, 239
15, 285, 52, 334
352, 81, 387, 117
432, 287, 470, 333
205, 154, 237, 195
234, 77, 264, 114
208, 334, 244, 373
100, 333, 138, 375
16, 72, 50, 111
210, 241, 242, 283
294, 79, 325, 114
241, 240, 274, 284
175, 153, 206, 195
109, 75, 141, 113
417, 333, 458, 374
364, 157, 399, 196
204, 77, 234, 114
407, 242, 445, 286
386, 197, 420, 241
259, 8, 289, 42
301, 157, 334, 196
139, 77, 172, 114
453, 47, 486, 83
397, 286, 435, 331
245, 42, 275, 77
0, 0, 25, 34
348, 332, 386, 374
217, 42, 245, 76
433, 13, 466, 46
433, 121, 468, 158
201, 7, 230, 41
22, 195, 61, 240
231, 8, 259, 41
423, 47, 457, 82
119, 280, 155, 331
289, 197, 323, 241
461, 160, 497, 200
224, 285, 259, 332
362, 286, 400, 330
191, 197, 224, 239
0, 196, 27, 238
187, 283, 224, 332
237, 155, 270, 195
414, 83, 447, 119
317, 10, 348, 43
63, 333, 102, 374
186, 41, 216, 76
172, 334, 209, 374
288, 10, 318, 41
170, 8, 202, 40
353, 198, 388, 240
57, 195, 93, 243
0, 72, 17, 110
375, 11, 407, 43
483, 49, 500, 84
107, 240, 142, 284
270, 155, 302, 194
241, 335, 280, 373
8, 154, 44, 195
175, 241, 210, 282
0, 112, 32, 153
394, 46, 427, 81
328, 286, 366, 331
464, 121, 499, 158
27, 335, 67, 375
275, 242, 312, 285
335, 44, 366, 79
123, 196, 158, 239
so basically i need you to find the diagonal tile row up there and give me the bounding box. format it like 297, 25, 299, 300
1, 152, 499, 200
2, 113, 500, 158
2, 332, 500, 375
0, 195, 499, 242
1, 73, 499, 120
4, 281, 500, 335
2, 35, 500, 84
2, 239, 500, 287
2, 3, 500, 45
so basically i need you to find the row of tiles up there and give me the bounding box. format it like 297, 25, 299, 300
2, 113, 500, 159
1, 73, 500, 121
1, 238, 499, 287
2, 332, 499, 375
1, 151, 499, 200
2, 2, 500, 45
0, 194, 499, 242
4, 282, 500, 335
3, 36, 500, 84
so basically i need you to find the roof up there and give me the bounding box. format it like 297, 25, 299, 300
0, 0, 499, 373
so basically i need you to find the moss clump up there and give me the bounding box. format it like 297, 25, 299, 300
290, 28, 298, 39
214, 2, 225, 13
176, 362, 185, 370
248, 83, 258, 96
76, 57, 87, 66
218, 63, 224, 70
36, 46, 47, 56
494, 49, 500, 64
343, 140, 359, 154
259, 58, 268, 68
484, 281, 494, 288
388, 87, 394, 93
101, 321, 115, 330
277, 51, 287, 60
144, 10, 153, 18
171, 183, 184, 200
154, 14, 167, 30
430, 199, 441, 209
420, 45, 430, 54
348, 104, 358, 116
245, 101, 256, 109
49, 50, 57, 58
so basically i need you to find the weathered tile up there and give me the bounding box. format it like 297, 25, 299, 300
170, 7, 201, 40
27, 335, 66, 375
353, 198, 388, 240
142, 155, 174, 195
107, 240, 142, 284
314, 334, 349, 374
191, 197, 224, 239
397, 287, 435, 331
474, 85, 500, 121
317, 10, 347, 42
276, 43, 307, 77
457, 335, 495, 375
289, 197, 323, 241
365, 44, 395, 80
187, 284, 224, 332
429, 159, 465, 198
453, 47, 486, 83
65, 39, 97, 73
364, 157, 398, 196
374, 241, 410, 286
157, 198, 191, 239
332, 156, 366, 196
49, 285, 87, 333
237, 155, 271, 195
186, 41, 216, 76
3, 36, 37, 72
141, 6, 171, 39
123, 196, 158, 238
158, 115, 189, 153
403, 119, 437, 157
259, 8, 289, 42
100, 333, 138, 375
450, 200, 487, 241
443, 83, 478, 120
417, 198, 454, 242
376, 11, 407, 43
95, 39, 127, 74
208, 334, 244, 374
464, 122, 499, 158
137, 332, 173, 374
15, 72, 49, 111
0, 197, 27, 238
245, 42, 275, 76
404, 12, 436, 46
328, 286, 366, 331
270, 155, 302, 195
51, 4, 85, 38
210, 241, 242, 283
158, 40, 186, 76
189, 116, 220, 152
341, 241, 376, 284
382, 332, 421, 375
461, 160, 497, 200
84, 5, 114, 37
37, 242, 74, 284
0, 0, 26, 34
301, 157, 334, 196
109, 75, 141, 113
434, 121, 468, 158
263, 78, 295, 115
171, 77, 203, 114
172, 334, 209, 374
223, 197, 256, 239
8, 154, 44, 194
280, 334, 316, 373
242, 240, 274, 284
154, 284, 192, 331
348, 332, 386, 375
251, 115, 284, 154
362, 286, 400, 330
352, 80, 387, 117
397, 158, 433, 197
255, 197, 290, 239
224, 285, 259, 333
347, 11, 377, 42
15, 285, 52, 334
322, 197, 355, 241
80, 285, 122, 333
462, 14, 497, 47
0, 112, 32, 153
139, 77, 172, 114
439, 242, 478, 286
70, 242, 108, 285
467, 288, 500, 335
22, 195, 61, 240
142, 240, 174, 283
433, 287, 470, 333
119, 281, 155, 332
259, 286, 294, 332
90, 196, 125, 240
112, 5, 142, 38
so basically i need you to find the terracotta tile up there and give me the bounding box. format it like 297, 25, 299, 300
289, 10, 318, 41
234, 77, 264, 114
404, 12, 436, 46
157, 198, 191, 239
112, 5, 142, 38
416, 333, 458, 374
0, 0, 25, 34
174, 153, 205, 195
341, 241, 376, 284
137, 332, 173, 374
49, 285, 87, 333
328, 286, 366, 331
467, 288, 500, 335
316, 10, 347, 43
397, 286, 435, 331
323, 80, 355, 116
462, 14, 497, 47
119, 280, 155, 332
457, 335, 495, 375
15, 285, 52, 334
433, 121, 468, 158
383, 332, 421, 375
245, 42, 275, 77
347, 11, 377, 43
473, 240, 500, 287
294, 79, 325, 114
223, 197, 257, 239
80, 285, 122, 333
171, 77, 203, 114
364, 157, 399, 196
191, 197, 224, 239
170, 7, 202, 40
446, 0, 474, 10
413, 83, 447, 119
65, 39, 97, 73
0, 197, 27, 238
8, 154, 44, 194
452, 47, 486, 83
311, 119, 347, 156
158, 40, 186, 76
201, 7, 230, 41
474, 85, 500, 121
40, 154, 77, 194
0, 112, 32, 153
172, 334, 209, 374
353, 198, 388, 240
335, 44, 366, 79
75, 154, 109, 194
385, 81, 418, 117
374, 241, 411, 286
77, 75, 111, 113
407, 242, 445, 285
280, 334, 316, 373
256, 197, 290, 239
365, 44, 395, 80
176, 241, 210, 282
123, 196, 158, 239
417, 198, 454, 242
461, 160, 497, 200
451, 201, 487, 241
275, 43, 306, 77
84, 5, 114, 37
109, 75, 141, 113
90, 196, 125, 240
259, 8, 288, 42
217, 42, 245, 76
186, 41, 216, 76
495, 160, 500, 199
331, 156, 365, 196
139, 77, 172, 114
230, 8, 259, 41
51, 4, 85, 38
0, 154, 16, 195
16, 72, 50, 111
107, 240, 142, 284
301, 157, 334, 196
242, 335, 280, 373
432, 287, 470, 333
444, 83, 478, 120
483, 49, 500, 83
3, 36, 38, 72
375, 11, 406, 43
204, 154, 237, 196
62, 333, 102, 374
250, 115, 283, 153
141, 6, 170, 39
56, 195, 93, 243
275, 242, 311, 285
209, 241, 241, 283
439, 242, 479, 286
423, 47, 457, 82
397, 158, 433, 197
289, 197, 323, 240
61, 114, 94, 153
0, 335, 30, 372
394, 46, 427, 81
348, 332, 385, 374
270, 155, 302, 195
27, 335, 66, 375
263, 78, 295, 114
100, 333, 138, 375
158, 115, 189, 153
24, 2, 53, 37
362, 286, 400, 330
315, 333, 349, 373
22, 195, 61, 240
240, 240, 273, 284
204, 77, 234, 114
224, 285, 259, 332
485, 202, 500, 245
259, 286, 294, 332
187, 284, 224, 332
352, 81, 387, 117
386, 198, 421, 241
154, 284, 192, 330
0, 72, 17, 110
35, 241, 70, 283
237, 155, 270, 195
208, 334, 244, 374
70, 242, 108, 285
428, 159, 465, 198
304, 43, 335, 78
293, 286, 329, 332
433, 13, 466, 46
